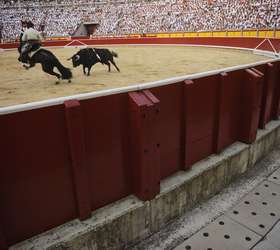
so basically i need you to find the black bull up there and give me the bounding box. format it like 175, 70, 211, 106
68, 48, 120, 76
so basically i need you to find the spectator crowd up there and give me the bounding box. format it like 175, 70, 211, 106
0, 0, 279, 41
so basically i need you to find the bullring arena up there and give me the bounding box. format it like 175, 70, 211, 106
0, 44, 270, 107
1, 36, 280, 250
1, 0, 280, 250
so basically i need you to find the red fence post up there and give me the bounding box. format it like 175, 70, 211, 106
0, 228, 7, 250
214, 73, 228, 154
143, 89, 161, 194
64, 100, 91, 220
258, 63, 277, 128
239, 69, 264, 144
184, 80, 194, 170
184, 76, 219, 168
271, 62, 280, 120
128, 91, 160, 201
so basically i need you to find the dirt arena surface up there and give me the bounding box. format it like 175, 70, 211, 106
0, 45, 268, 107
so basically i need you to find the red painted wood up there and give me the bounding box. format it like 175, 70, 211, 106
71, 37, 280, 52
271, 61, 280, 120
151, 83, 185, 178
185, 75, 219, 168
256, 63, 277, 128
214, 73, 227, 154
64, 100, 91, 220
184, 80, 194, 169
81, 94, 131, 210
0, 228, 7, 250
1, 37, 280, 52
265, 63, 278, 122
128, 91, 160, 200
143, 90, 161, 195
1, 37, 280, 246
0, 106, 76, 246
218, 70, 243, 151
239, 69, 264, 143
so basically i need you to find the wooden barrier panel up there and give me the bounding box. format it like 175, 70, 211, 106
128, 91, 160, 200
271, 61, 280, 119
184, 80, 194, 168
0, 228, 7, 250
184, 75, 219, 168
64, 100, 91, 220
239, 69, 264, 143
151, 83, 186, 178
0, 41, 280, 246
1, 37, 280, 53
81, 94, 131, 210
214, 72, 243, 153
214, 73, 226, 153
0, 106, 77, 246
255, 63, 277, 128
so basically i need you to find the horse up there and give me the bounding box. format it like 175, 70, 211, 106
18, 47, 72, 84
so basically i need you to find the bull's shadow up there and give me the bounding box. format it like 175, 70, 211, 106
68, 48, 120, 76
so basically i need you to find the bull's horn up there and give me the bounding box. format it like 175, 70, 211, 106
67, 56, 74, 60
75, 55, 80, 60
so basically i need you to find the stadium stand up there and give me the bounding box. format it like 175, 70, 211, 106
0, 0, 279, 41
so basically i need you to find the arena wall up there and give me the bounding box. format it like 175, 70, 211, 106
142, 29, 280, 39
1, 37, 280, 53
1, 38, 280, 249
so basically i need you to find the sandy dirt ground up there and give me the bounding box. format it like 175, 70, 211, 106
0, 45, 268, 107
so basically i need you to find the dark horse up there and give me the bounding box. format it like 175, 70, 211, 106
18, 47, 72, 84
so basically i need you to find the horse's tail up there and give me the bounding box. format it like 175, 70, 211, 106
111, 51, 118, 58
56, 61, 72, 80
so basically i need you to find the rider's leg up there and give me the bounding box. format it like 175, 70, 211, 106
21, 43, 32, 64
31, 43, 41, 51
26, 43, 41, 67
22, 52, 30, 63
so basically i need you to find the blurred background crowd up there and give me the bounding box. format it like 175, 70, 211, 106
0, 0, 279, 41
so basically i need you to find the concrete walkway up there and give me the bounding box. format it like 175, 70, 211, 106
131, 145, 280, 250
175, 169, 280, 250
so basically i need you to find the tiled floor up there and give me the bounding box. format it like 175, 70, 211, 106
174, 168, 280, 250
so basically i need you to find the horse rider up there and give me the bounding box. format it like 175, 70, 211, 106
21, 21, 43, 65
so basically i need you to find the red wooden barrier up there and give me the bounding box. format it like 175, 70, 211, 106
1, 37, 280, 53
271, 61, 280, 119
64, 100, 91, 220
0, 45, 279, 247
150, 83, 186, 178
184, 75, 219, 168
212, 71, 245, 154
257, 63, 277, 128
142, 90, 160, 195
214, 73, 231, 154
183, 80, 194, 168
0, 228, 7, 250
81, 94, 131, 210
55, 37, 280, 52
239, 69, 264, 143
128, 91, 160, 200
0, 107, 77, 245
